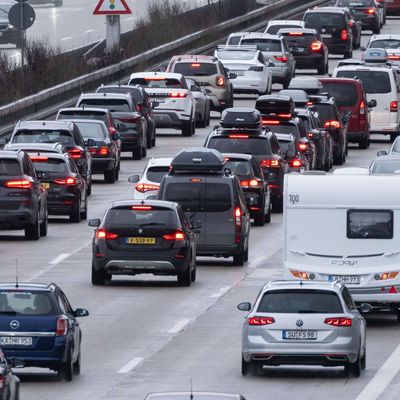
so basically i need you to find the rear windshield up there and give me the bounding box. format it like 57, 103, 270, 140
129, 78, 183, 89
58, 111, 108, 123
278, 140, 296, 154
240, 38, 282, 52
78, 99, 130, 112
336, 70, 392, 94
12, 130, 74, 146
146, 166, 170, 183
304, 12, 346, 29
105, 207, 177, 227
266, 124, 300, 138
227, 35, 242, 45
164, 183, 232, 213
216, 51, 256, 61
281, 33, 315, 48
0, 291, 57, 316
313, 104, 336, 122
336, 0, 374, 6
322, 83, 358, 107
97, 87, 142, 104
173, 63, 217, 76
224, 160, 254, 178
207, 136, 272, 156
369, 39, 400, 49
31, 158, 68, 174
0, 159, 21, 176
74, 122, 107, 140
257, 290, 343, 313
371, 160, 400, 173
267, 24, 302, 35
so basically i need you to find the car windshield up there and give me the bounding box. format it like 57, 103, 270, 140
173, 63, 217, 76
146, 166, 170, 183
240, 38, 282, 52
129, 78, 183, 88
224, 160, 254, 178
336, 70, 391, 94
267, 24, 302, 35
322, 83, 358, 107
336, 0, 374, 6
105, 207, 177, 227
31, 158, 68, 174
217, 50, 256, 60
257, 290, 344, 313
369, 39, 400, 49
304, 12, 346, 29
74, 122, 107, 140
207, 137, 272, 156
0, 291, 57, 316
12, 130, 74, 146
0, 159, 21, 176
78, 99, 130, 112
371, 160, 400, 173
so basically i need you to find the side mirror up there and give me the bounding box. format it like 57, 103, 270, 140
128, 175, 140, 183
88, 218, 101, 227
76, 158, 85, 167
8, 358, 24, 368
86, 138, 97, 148
190, 85, 201, 92
111, 132, 121, 140
237, 302, 251, 312
229, 72, 237, 80
368, 99, 377, 108
190, 220, 202, 230
377, 150, 388, 156
74, 308, 89, 317
36, 171, 50, 180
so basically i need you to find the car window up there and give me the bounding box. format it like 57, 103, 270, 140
336, 70, 392, 94
313, 104, 336, 123
304, 12, 346, 29
207, 136, 272, 155
270, 135, 281, 154
257, 290, 344, 313
227, 34, 242, 45
370, 39, 400, 49
78, 99, 130, 112
23, 156, 36, 177
240, 38, 282, 52
0, 159, 21, 176
146, 166, 170, 183
68, 160, 79, 174
371, 160, 400, 173
58, 111, 108, 124
129, 78, 183, 88
173, 63, 217, 76
31, 158, 68, 174
0, 291, 57, 316
341, 287, 356, 310
347, 209, 393, 239
278, 140, 296, 154
322, 83, 358, 107
224, 160, 254, 178
105, 207, 178, 227
266, 123, 300, 139
13, 130, 74, 146
280, 33, 316, 48
216, 51, 257, 61
74, 122, 107, 140
336, 0, 374, 6
205, 183, 232, 212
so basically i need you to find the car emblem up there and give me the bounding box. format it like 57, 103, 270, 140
296, 319, 304, 327
138, 228, 143, 235
10, 320, 19, 330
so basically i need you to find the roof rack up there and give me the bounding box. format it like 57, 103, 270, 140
170, 148, 226, 174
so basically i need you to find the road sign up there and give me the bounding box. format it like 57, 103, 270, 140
8, 3, 36, 30
93, 0, 132, 15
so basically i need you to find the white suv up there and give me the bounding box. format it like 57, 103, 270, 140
128, 72, 196, 136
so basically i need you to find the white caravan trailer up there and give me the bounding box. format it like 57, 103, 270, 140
283, 171, 400, 318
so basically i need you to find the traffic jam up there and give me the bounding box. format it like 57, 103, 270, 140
1, 0, 400, 399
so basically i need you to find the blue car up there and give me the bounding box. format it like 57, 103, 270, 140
0, 283, 89, 381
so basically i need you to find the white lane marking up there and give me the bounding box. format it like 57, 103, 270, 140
252, 256, 265, 266
60, 36, 73, 42
84, 29, 95, 34
210, 286, 231, 298
49, 253, 70, 265
355, 343, 400, 400
118, 357, 143, 374
71, 8, 82, 11
167, 318, 191, 334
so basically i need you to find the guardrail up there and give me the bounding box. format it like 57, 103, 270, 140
0, 0, 326, 139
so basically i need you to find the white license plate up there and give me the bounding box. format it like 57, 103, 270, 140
291, 47, 305, 53
150, 98, 165, 103
232, 71, 245, 76
283, 330, 317, 340
0, 337, 32, 346
321, 34, 332, 39
330, 275, 361, 285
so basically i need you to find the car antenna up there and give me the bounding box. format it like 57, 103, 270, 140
300, 280, 303, 286
190, 378, 193, 400
15, 260, 19, 288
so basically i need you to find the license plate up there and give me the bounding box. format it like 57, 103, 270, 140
0, 337, 32, 346
232, 70, 245, 76
41, 183, 50, 189
321, 34, 332, 39
150, 98, 165, 103
330, 275, 361, 285
283, 330, 317, 340
127, 237, 156, 245
291, 47, 305, 53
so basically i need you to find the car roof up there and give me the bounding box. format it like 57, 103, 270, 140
241, 32, 280, 40
373, 154, 400, 162
15, 120, 76, 131
27, 152, 70, 161
170, 55, 217, 64
145, 393, 242, 400
267, 19, 304, 26
278, 28, 318, 35
78, 93, 131, 100
98, 84, 140, 90
4, 142, 66, 152
0, 150, 24, 159
222, 153, 253, 161
0, 283, 56, 292
146, 157, 174, 167
109, 199, 179, 210
319, 77, 363, 85
129, 72, 183, 80
335, 64, 392, 72
370, 34, 400, 41
67, 119, 108, 128
306, 7, 346, 14
275, 133, 295, 142
262, 280, 343, 293
58, 107, 110, 114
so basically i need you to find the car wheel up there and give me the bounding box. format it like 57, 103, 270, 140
373, 25, 381, 34
241, 356, 255, 376
104, 169, 117, 183
190, 257, 196, 283
244, 245, 249, 262
397, 311, 400, 323
73, 351, 81, 375
58, 348, 73, 382
40, 210, 48, 237
151, 134, 156, 147
70, 199, 81, 223
265, 203, 272, 224
92, 263, 107, 286
351, 352, 362, 377
359, 136, 369, 149
253, 211, 265, 227
80, 198, 88, 221
132, 147, 142, 160
142, 146, 147, 158
25, 216, 40, 240
182, 119, 195, 137
317, 61, 325, 75
344, 48, 353, 59
177, 266, 191, 287
233, 250, 246, 266
361, 349, 366, 370
199, 109, 209, 128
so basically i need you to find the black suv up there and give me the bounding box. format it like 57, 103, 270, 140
303, 7, 353, 57
0, 150, 48, 240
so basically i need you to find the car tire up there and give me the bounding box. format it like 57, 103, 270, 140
233, 249, 246, 266
265, 203, 272, 224
92, 263, 107, 286
359, 136, 369, 149
58, 348, 73, 382
351, 352, 362, 377
151, 134, 156, 147
104, 169, 117, 183
182, 119, 195, 137
190, 258, 196, 283
40, 211, 48, 237
344, 48, 353, 59
73, 351, 81, 375
177, 266, 191, 287
253, 211, 265, 227
373, 25, 381, 35
361, 349, 366, 370
70, 199, 81, 223
142, 146, 147, 158
80, 199, 88, 221
25, 216, 40, 240
132, 147, 142, 160
199, 110, 209, 128
273, 199, 283, 213
317, 61, 325, 75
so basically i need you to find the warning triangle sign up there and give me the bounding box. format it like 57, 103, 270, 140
93, 0, 132, 15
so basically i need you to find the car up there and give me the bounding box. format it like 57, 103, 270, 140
386, 0, 400, 15
158, 148, 251, 265
336, 58, 365, 68
387, 135, 400, 155
365, 34, 400, 51
165, 55, 234, 112
333, 64, 400, 142
4, 142, 67, 154
223, 153, 271, 226
0, 3, 23, 48
386, 49, 400, 67
238, 280, 367, 377
370, 154, 400, 173
236, 32, 296, 88
9, 120, 93, 195
128, 72, 196, 137
72, 119, 121, 183
185, 78, 211, 127
89, 199, 197, 286
214, 46, 273, 95
129, 157, 173, 200
96, 84, 157, 149
264, 19, 305, 35
288, 76, 324, 94
303, 7, 353, 57
0, 150, 48, 240
0, 348, 20, 399
278, 28, 329, 74
335, 0, 381, 34
275, 133, 310, 172
0, 283, 88, 381
145, 393, 246, 400
279, 89, 311, 108
29, 152, 88, 223
75, 93, 147, 160
320, 77, 375, 149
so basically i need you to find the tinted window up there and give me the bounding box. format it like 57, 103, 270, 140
129, 78, 182, 88
371, 159, 400, 173
146, 166, 170, 183
216, 51, 256, 61
58, 111, 108, 124
336, 70, 392, 94
227, 35, 242, 45
240, 38, 282, 52
224, 160, 254, 178
304, 12, 346, 29
0, 291, 57, 316
322, 83, 358, 107
0, 159, 21, 176
370, 39, 400, 49
97, 87, 142, 104
78, 99, 130, 112
207, 137, 272, 156
336, 0, 374, 6
12, 130, 74, 146
31, 158, 68, 174
206, 183, 232, 212
267, 24, 302, 35
278, 140, 296, 154
173, 63, 217, 76
281, 33, 315, 48
266, 124, 300, 138
105, 207, 177, 227
257, 290, 343, 313
313, 104, 336, 122
74, 122, 107, 140
347, 209, 393, 239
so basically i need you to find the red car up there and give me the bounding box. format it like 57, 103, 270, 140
319, 77, 375, 149
386, 0, 400, 15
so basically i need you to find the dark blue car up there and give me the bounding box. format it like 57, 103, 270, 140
0, 283, 89, 381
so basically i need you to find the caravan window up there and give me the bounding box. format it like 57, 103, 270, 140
347, 210, 393, 239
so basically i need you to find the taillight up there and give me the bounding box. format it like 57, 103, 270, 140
137, 104, 145, 112
234, 207, 242, 229
274, 55, 288, 63
374, 271, 399, 281
216, 76, 225, 87
259, 159, 280, 168
298, 143, 308, 152
0, 375, 4, 389
56, 316, 68, 336
360, 100, 365, 115
90, 146, 109, 156
324, 120, 341, 129
261, 119, 280, 125
135, 183, 160, 193
325, 317, 352, 327
249, 66, 263, 72
229, 134, 249, 139
388, 55, 400, 61
240, 179, 260, 188
289, 158, 302, 168
131, 205, 153, 210
290, 270, 311, 279
118, 117, 141, 123
54, 177, 76, 186
163, 230, 185, 241
4, 179, 33, 189
390, 101, 398, 112
340, 29, 348, 41
311, 42, 322, 52
306, 101, 313, 106
349, 20, 354, 27
96, 228, 119, 240
365, 8, 375, 14
68, 148, 83, 159
288, 32, 303, 36
109, 126, 117, 135
169, 92, 188, 98
248, 316, 275, 325
30, 156, 49, 161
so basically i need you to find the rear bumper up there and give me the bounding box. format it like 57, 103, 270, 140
0, 212, 35, 229
231, 77, 267, 94
119, 132, 141, 151
196, 244, 243, 257
154, 111, 191, 128
358, 15, 379, 29
325, 42, 351, 54
294, 54, 324, 69
91, 158, 116, 173
348, 131, 368, 142
270, 66, 291, 83
47, 192, 77, 215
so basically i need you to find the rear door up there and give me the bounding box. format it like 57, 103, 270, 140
304, 12, 347, 45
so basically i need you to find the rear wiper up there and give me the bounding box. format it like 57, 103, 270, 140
138, 222, 166, 227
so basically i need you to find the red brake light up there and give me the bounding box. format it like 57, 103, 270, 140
274, 56, 288, 63
248, 316, 275, 325
298, 143, 308, 151
30, 156, 49, 161
306, 101, 313, 106
366, 8, 375, 14
54, 177, 76, 185
96, 228, 119, 240
135, 183, 160, 193
229, 134, 249, 139
144, 76, 166, 81
388, 55, 400, 61
56, 317, 68, 336
109, 126, 117, 135
259, 159, 280, 168
288, 32, 303, 36
349, 20, 354, 27
68, 148, 83, 159
311, 42, 322, 52
360, 100, 365, 115
324, 120, 341, 129
389, 286, 398, 294
234, 206, 242, 229
290, 158, 302, 168
131, 205, 153, 210
163, 230, 185, 241
216, 75, 225, 87
324, 317, 352, 327
261, 119, 280, 125
4, 179, 33, 189
390, 101, 398, 112
191, 63, 201, 67
340, 29, 348, 41
241, 179, 260, 188
169, 92, 188, 98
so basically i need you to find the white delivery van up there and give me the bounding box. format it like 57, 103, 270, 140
283, 170, 400, 318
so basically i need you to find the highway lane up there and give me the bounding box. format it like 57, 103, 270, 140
1, 15, 399, 400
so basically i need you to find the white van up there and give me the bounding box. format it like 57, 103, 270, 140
333, 64, 400, 142
283, 171, 400, 318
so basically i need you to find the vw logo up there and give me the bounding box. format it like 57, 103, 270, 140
10, 320, 19, 330
138, 228, 143, 235
296, 319, 304, 327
